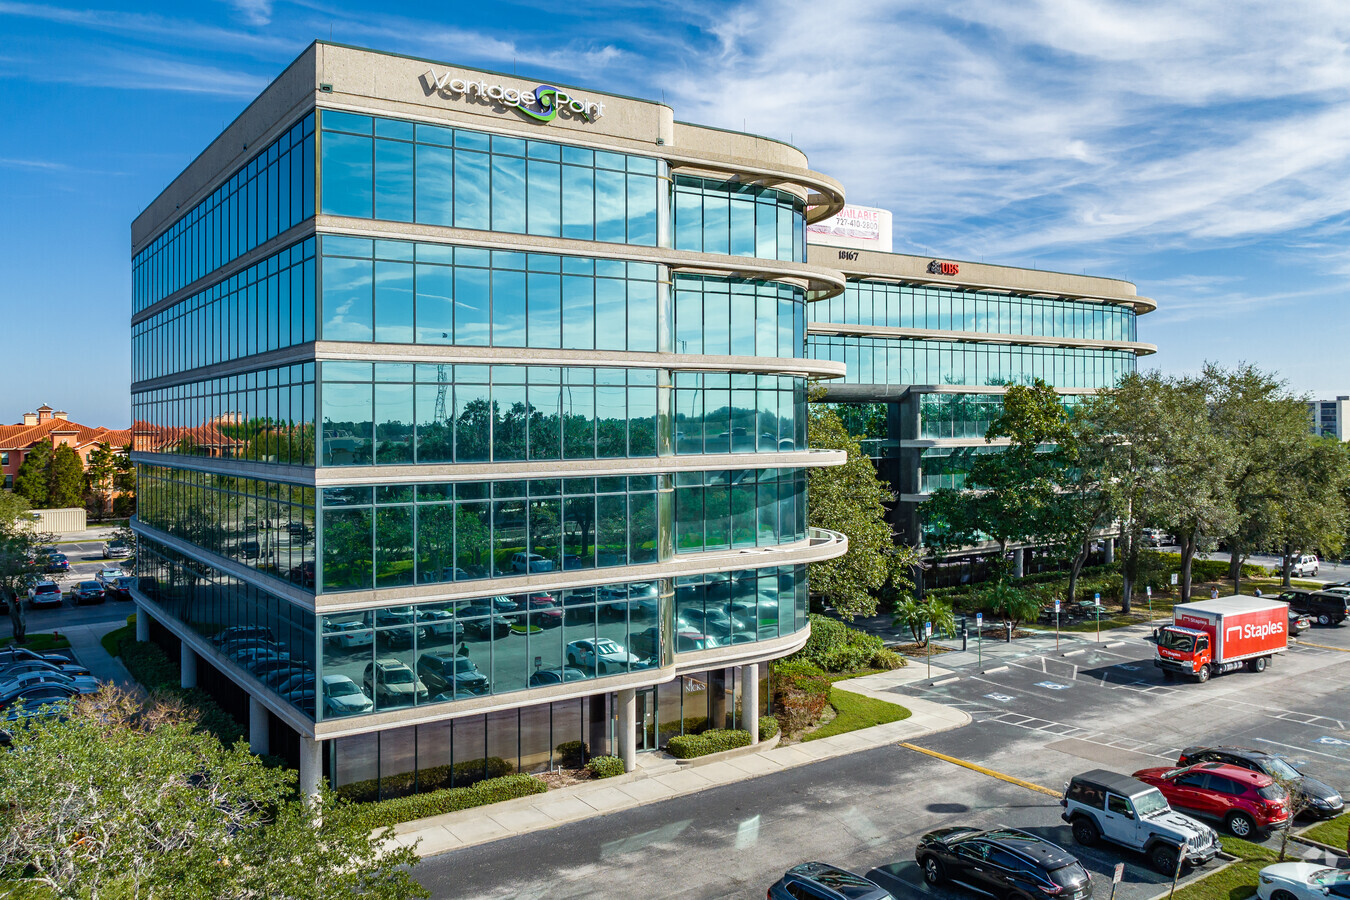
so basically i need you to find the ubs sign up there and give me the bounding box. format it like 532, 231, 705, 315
927, 260, 959, 276
422, 70, 605, 123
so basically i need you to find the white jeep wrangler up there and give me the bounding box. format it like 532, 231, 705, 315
1062, 769, 1220, 875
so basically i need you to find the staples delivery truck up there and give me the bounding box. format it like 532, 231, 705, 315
1153, 596, 1287, 683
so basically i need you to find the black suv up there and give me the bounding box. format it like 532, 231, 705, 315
767, 863, 894, 900
1177, 747, 1344, 819
916, 827, 1092, 900
1279, 589, 1348, 626
415, 651, 489, 695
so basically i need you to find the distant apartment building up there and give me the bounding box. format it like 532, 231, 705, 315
0, 404, 132, 490
1308, 397, 1349, 440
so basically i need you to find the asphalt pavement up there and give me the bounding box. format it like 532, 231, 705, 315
413, 622, 1350, 900
3, 532, 137, 636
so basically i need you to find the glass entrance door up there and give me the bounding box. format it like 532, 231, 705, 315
635, 686, 657, 751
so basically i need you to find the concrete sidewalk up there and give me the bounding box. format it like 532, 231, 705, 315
387, 669, 970, 858
61, 620, 135, 687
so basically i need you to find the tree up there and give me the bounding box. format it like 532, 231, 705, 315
807, 392, 919, 619
47, 444, 85, 510
112, 447, 137, 518
0, 492, 53, 644
923, 379, 1071, 571
1270, 436, 1349, 586
0, 686, 428, 900
1205, 364, 1316, 594
893, 597, 956, 646
975, 580, 1042, 631
12, 441, 51, 509
83, 441, 119, 520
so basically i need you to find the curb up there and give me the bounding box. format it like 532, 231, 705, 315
1142, 857, 1241, 900
1289, 833, 1349, 856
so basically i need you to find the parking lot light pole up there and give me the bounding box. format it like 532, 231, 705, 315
1095, 593, 1103, 642
976, 612, 983, 669
925, 621, 932, 681
1054, 599, 1060, 652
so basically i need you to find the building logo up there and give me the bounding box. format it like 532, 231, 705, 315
927, 260, 959, 276
422, 71, 605, 123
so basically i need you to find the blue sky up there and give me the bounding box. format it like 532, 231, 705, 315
3, 0, 1348, 426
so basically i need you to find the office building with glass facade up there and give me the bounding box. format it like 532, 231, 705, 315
129, 43, 849, 797
804, 244, 1156, 561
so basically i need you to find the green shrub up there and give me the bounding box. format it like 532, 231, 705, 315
757, 715, 779, 741
554, 740, 589, 768
772, 659, 832, 734
773, 659, 826, 680
793, 615, 887, 672
336, 757, 514, 803
585, 756, 624, 778
115, 640, 245, 747
346, 774, 547, 829
666, 728, 752, 759
658, 715, 709, 736
869, 647, 905, 670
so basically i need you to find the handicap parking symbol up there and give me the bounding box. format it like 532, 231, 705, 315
1036, 681, 1071, 691
985, 693, 1015, 703
1315, 736, 1350, 746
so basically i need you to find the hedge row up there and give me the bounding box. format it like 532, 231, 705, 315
586, 756, 624, 778
666, 728, 752, 759
336, 757, 514, 804
347, 774, 548, 830
117, 639, 244, 746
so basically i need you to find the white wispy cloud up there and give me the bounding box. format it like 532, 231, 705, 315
225, 0, 272, 27
647, 0, 1350, 265
0, 157, 69, 171
0, 1, 294, 55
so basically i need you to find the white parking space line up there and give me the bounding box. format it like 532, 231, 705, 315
1252, 737, 1350, 762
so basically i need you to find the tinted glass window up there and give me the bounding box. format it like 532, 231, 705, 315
1048, 864, 1088, 888
1068, 782, 1106, 809
1107, 794, 1132, 816
1175, 773, 1207, 788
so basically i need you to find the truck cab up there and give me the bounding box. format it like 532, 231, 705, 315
1154, 626, 1212, 680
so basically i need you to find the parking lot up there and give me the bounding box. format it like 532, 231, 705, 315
415, 623, 1350, 899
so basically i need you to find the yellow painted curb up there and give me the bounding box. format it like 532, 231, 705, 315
1297, 641, 1350, 653
899, 742, 1062, 798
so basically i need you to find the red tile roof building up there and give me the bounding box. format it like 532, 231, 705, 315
0, 405, 133, 490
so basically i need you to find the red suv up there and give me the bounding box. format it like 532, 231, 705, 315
1132, 762, 1289, 838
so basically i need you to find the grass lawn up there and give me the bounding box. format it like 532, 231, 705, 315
0, 632, 72, 652
1300, 812, 1349, 849
1047, 574, 1322, 634
1168, 833, 1297, 900
802, 686, 910, 742
101, 621, 135, 657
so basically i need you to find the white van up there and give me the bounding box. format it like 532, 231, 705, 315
511, 552, 554, 573
1291, 554, 1319, 577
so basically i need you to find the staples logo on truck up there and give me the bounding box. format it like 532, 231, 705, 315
1227, 620, 1283, 642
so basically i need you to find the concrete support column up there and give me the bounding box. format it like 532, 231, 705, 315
249, 696, 270, 756
1013, 548, 1026, 578
741, 663, 760, 743
134, 606, 150, 642
1105, 538, 1115, 564
298, 735, 323, 803
708, 669, 728, 730
180, 644, 197, 689
616, 689, 636, 773
588, 694, 608, 758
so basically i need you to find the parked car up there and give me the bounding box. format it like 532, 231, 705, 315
102, 539, 132, 558
0, 646, 76, 669
0, 684, 78, 714
510, 552, 554, 574
0, 669, 100, 696
363, 658, 429, 707
70, 581, 106, 605
288, 560, 315, 587
460, 607, 512, 638
1288, 610, 1312, 636
415, 606, 462, 639
1133, 762, 1291, 838
527, 666, 586, 687
514, 593, 563, 627
27, 581, 64, 609
321, 675, 373, 717
566, 638, 637, 675
1176, 747, 1344, 820
1061, 769, 1220, 874
262, 666, 309, 689
275, 672, 315, 697
237, 540, 261, 560
286, 521, 313, 540
40, 551, 70, 573
232, 647, 292, 668
1279, 589, 1348, 627
323, 620, 374, 648
768, 862, 895, 900
916, 827, 1092, 900
212, 626, 277, 647
248, 658, 297, 680
1256, 862, 1350, 900
0, 659, 91, 681
1290, 554, 1320, 577
101, 575, 137, 601
416, 651, 489, 695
